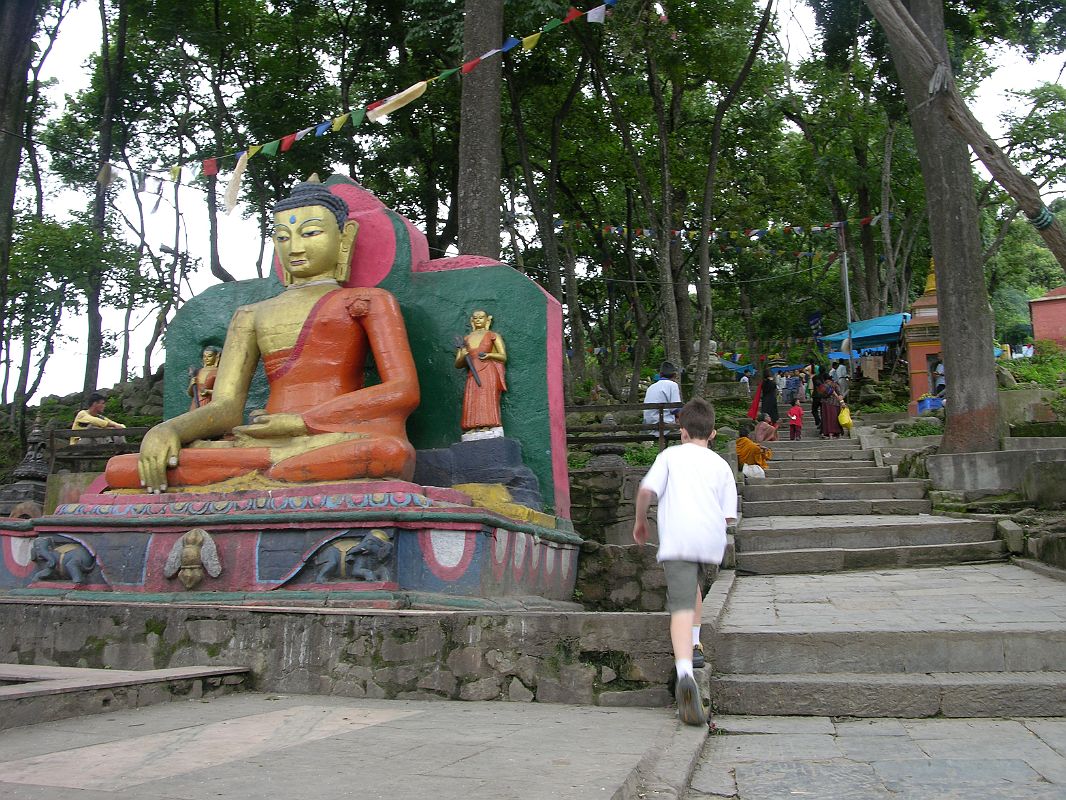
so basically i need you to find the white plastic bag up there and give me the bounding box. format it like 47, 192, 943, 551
741, 463, 766, 479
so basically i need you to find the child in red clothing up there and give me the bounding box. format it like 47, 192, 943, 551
787, 400, 803, 440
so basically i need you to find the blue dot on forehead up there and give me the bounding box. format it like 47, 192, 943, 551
289, 214, 297, 223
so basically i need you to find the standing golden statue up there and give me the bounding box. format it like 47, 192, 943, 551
104, 178, 421, 493
187, 346, 221, 410
455, 309, 507, 437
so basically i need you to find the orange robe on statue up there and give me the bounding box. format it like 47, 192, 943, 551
461, 331, 506, 430
105, 288, 419, 489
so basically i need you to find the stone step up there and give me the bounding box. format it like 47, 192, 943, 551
734, 539, 1007, 574
762, 438, 861, 450
762, 466, 893, 480
735, 515, 995, 553
746, 476, 923, 486
771, 450, 874, 462
0, 664, 251, 730
712, 623, 1063, 675
742, 498, 933, 516
742, 481, 929, 502
710, 671, 1066, 718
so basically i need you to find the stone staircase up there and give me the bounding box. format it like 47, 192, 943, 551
708, 423, 1066, 718
735, 434, 1006, 574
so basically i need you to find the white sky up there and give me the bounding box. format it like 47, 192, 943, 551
20, 0, 1066, 401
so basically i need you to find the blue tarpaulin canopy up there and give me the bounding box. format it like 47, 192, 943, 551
821, 313, 910, 348
828, 345, 888, 360
721, 359, 756, 375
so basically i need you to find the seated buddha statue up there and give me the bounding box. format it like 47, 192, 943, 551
105, 179, 420, 493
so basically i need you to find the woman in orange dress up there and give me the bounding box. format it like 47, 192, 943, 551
455, 310, 507, 431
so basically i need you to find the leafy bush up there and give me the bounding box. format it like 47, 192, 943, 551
856, 400, 908, 413
623, 444, 660, 466
1005, 340, 1066, 388
897, 420, 943, 437
567, 450, 592, 470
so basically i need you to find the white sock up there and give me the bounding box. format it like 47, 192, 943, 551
692, 626, 701, 647
676, 658, 694, 678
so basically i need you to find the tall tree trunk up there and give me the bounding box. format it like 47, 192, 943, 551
85, 0, 128, 400
693, 0, 775, 397
457, 0, 502, 259
0, 0, 41, 401
873, 0, 1002, 452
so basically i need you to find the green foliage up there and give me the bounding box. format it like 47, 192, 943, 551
1004, 341, 1066, 387
622, 444, 660, 467
567, 449, 592, 470
897, 420, 943, 438
856, 400, 908, 413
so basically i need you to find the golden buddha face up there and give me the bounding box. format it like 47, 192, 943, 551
272, 204, 358, 285
202, 349, 219, 367
470, 310, 491, 330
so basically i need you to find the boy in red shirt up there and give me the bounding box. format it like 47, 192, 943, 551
787, 399, 803, 440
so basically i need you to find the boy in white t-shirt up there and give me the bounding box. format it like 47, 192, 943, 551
632, 398, 738, 725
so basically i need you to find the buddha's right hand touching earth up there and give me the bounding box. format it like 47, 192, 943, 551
138, 423, 183, 493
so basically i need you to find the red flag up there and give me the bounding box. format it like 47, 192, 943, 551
563, 7, 583, 23
201, 158, 218, 176
461, 57, 481, 74
747, 383, 762, 420
280, 133, 298, 152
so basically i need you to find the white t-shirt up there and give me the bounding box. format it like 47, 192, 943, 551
640, 443, 738, 564
833, 364, 848, 380
642, 379, 682, 425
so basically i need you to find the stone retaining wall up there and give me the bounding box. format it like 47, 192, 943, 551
928, 448, 1066, 492
0, 600, 673, 707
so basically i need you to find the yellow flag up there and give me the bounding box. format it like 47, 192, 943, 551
522, 32, 542, 50
224, 151, 249, 214
367, 82, 428, 124
169, 166, 181, 181
331, 112, 351, 132
247, 144, 262, 159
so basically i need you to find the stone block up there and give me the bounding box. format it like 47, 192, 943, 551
446, 646, 485, 678
609, 580, 640, 606
1022, 461, 1066, 507
184, 619, 233, 645
459, 675, 501, 701
997, 519, 1026, 554
484, 649, 517, 674
536, 663, 596, 704
596, 687, 671, 707
601, 666, 617, 684
380, 626, 444, 662
345, 637, 368, 657
640, 592, 665, 612
507, 677, 534, 702
364, 681, 387, 699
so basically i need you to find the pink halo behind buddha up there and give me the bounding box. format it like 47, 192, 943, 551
272, 179, 430, 288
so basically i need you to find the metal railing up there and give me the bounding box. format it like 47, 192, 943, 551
46, 426, 151, 472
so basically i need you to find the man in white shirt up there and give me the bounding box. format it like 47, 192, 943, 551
739, 373, 750, 395
642, 361, 682, 427
832, 360, 849, 398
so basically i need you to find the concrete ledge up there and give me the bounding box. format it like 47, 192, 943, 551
622, 718, 709, 800
735, 540, 1006, 575
1013, 556, 1066, 584
1003, 437, 1066, 451
928, 448, 1066, 492
0, 664, 250, 730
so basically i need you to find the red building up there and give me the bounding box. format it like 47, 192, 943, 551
1029, 286, 1066, 348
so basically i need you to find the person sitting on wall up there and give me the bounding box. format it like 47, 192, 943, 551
70, 393, 126, 446
104, 177, 421, 493
643, 360, 682, 429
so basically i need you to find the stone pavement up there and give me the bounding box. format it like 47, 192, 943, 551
687, 715, 1066, 799
721, 562, 1066, 632
0, 692, 693, 800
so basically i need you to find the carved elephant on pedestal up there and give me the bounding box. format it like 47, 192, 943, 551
30, 537, 95, 584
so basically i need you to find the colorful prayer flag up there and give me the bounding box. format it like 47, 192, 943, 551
587, 5, 607, 22
563, 7, 583, 23
331, 113, 351, 132
280, 134, 297, 152
461, 57, 481, 74
258, 140, 281, 157
522, 32, 542, 49
501, 36, 521, 51
315, 121, 331, 136
367, 81, 428, 123
201, 158, 218, 176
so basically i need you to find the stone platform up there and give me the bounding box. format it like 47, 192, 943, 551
0, 480, 580, 606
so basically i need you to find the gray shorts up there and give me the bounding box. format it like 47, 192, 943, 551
662, 561, 717, 613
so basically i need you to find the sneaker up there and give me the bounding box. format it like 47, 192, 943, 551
676, 673, 706, 726
692, 642, 706, 669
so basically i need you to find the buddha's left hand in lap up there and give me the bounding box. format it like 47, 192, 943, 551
233, 411, 308, 440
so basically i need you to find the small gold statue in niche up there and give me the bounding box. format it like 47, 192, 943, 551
187, 346, 221, 410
